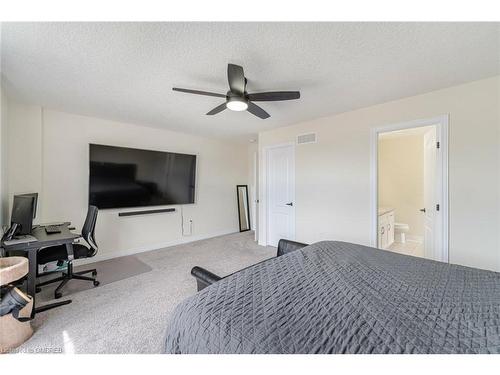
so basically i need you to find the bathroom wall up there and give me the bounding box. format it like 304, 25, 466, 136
378, 132, 424, 239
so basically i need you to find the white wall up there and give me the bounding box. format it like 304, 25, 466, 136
1, 93, 44, 228
4, 101, 249, 261
0, 87, 7, 228
259, 76, 500, 272
5, 98, 43, 221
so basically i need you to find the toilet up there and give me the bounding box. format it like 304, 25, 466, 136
394, 223, 410, 243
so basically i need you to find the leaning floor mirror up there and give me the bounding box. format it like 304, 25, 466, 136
236, 185, 251, 232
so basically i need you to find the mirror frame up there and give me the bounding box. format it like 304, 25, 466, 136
236, 184, 251, 232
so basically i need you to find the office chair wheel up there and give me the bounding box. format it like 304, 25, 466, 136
54, 292, 63, 299
92, 271, 97, 277
93, 281, 100, 287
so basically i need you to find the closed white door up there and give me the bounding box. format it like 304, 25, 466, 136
423, 127, 437, 260
267, 145, 295, 247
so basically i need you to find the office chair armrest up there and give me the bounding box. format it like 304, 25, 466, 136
276, 239, 308, 257
191, 266, 223, 292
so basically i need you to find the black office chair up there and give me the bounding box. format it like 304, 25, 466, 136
36, 206, 100, 299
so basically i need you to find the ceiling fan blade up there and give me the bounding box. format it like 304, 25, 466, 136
247, 102, 270, 119
206, 102, 227, 115
247, 91, 300, 102
172, 87, 226, 98
227, 64, 246, 95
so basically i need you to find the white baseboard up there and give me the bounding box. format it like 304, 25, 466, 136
77, 229, 239, 265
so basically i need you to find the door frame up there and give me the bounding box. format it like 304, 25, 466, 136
252, 150, 258, 239
264, 142, 296, 247
369, 115, 449, 262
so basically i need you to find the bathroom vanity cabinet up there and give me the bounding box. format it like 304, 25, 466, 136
378, 207, 395, 249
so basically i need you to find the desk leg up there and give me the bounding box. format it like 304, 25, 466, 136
65, 243, 75, 261
27, 248, 38, 319
28, 247, 72, 319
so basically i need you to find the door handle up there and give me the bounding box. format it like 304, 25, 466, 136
420, 208, 426, 213
285, 202, 293, 206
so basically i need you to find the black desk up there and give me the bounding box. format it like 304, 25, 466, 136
2, 224, 80, 319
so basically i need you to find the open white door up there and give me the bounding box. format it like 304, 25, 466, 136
423, 127, 437, 260
371, 115, 448, 263
267, 144, 295, 247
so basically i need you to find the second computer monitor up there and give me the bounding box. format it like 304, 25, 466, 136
17, 192, 38, 219
11, 194, 36, 235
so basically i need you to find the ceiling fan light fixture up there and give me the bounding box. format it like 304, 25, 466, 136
173, 63, 300, 119
226, 97, 248, 111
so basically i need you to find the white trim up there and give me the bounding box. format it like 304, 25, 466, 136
263, 142, 296, 247
370, 115, 449, 262
252, 151, 258, 239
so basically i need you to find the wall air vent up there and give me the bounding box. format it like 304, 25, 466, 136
297, 133, 317, 145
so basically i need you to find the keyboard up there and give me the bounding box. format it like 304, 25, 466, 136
45, 225, 62, 234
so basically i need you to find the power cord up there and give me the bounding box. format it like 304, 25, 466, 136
180, 205, 184, 235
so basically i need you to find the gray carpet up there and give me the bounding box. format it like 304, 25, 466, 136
17, 231, 274, 353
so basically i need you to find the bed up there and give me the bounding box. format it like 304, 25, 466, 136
163, 241, 500, 354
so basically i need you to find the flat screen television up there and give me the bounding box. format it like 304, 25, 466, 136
89, 144, 196, 209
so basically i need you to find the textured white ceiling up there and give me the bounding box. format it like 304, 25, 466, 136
1, 22, 499, 140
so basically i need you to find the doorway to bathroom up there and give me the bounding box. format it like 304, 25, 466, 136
370, 116, 449, 262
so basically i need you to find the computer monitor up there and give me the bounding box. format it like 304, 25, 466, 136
17, 192, 38, 219
11, 195, 35, 235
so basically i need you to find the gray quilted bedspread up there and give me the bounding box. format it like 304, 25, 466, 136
163, 241, 500, 354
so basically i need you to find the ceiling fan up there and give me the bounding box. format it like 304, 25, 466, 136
172, 63, 300, 119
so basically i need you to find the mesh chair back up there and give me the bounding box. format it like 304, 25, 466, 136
82, 205, 98, 256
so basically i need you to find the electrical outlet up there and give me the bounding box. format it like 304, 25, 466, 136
183, 219, 193, 236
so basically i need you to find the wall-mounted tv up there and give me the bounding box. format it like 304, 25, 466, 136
89, 144, 196, 209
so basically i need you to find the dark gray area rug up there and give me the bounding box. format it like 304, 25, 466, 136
37, 255, 152, 302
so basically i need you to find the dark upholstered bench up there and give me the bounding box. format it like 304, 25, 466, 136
191, 239, 308, 292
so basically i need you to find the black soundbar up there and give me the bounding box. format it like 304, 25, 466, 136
118, 208, 176, 217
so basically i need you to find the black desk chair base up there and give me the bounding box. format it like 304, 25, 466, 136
36, 262, 99, 299
36, 206, 100, 300
35, 299, 72, 314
